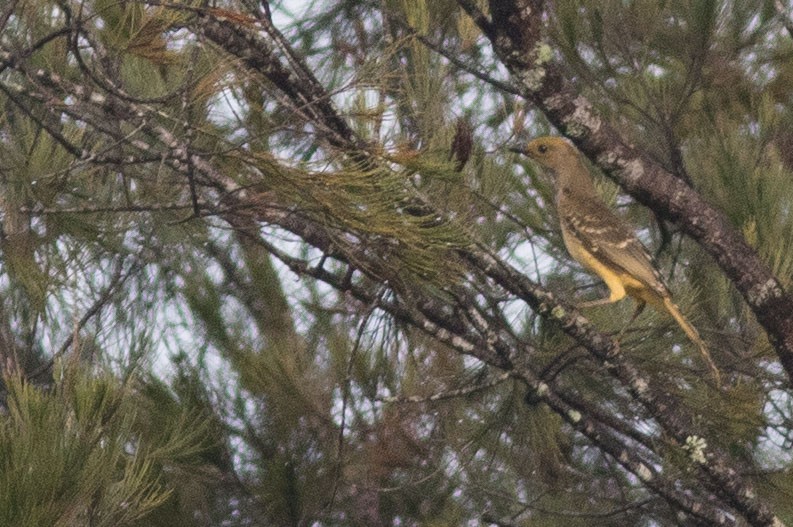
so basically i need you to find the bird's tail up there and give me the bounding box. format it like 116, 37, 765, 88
662, 297, 720, 385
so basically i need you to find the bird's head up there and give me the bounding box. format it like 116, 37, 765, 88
511, 136, 577, 171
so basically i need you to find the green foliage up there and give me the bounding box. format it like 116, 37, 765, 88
2, 0, 793, 525
0, 367, 213, 527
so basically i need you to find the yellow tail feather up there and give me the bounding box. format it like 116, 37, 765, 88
662, 297, 720, 385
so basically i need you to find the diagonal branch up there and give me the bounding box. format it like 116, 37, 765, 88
470, 0, 793, 392
4, 8, 781, 523
388, 12, 520, 95
248, 225, 737, 525
29, 258, 133, 383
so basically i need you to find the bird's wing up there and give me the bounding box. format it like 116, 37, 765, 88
560, 199, 669, 297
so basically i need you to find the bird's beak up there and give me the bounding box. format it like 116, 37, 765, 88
509, 145, 529, 157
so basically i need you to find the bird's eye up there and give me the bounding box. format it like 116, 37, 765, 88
538, 144, 548, 154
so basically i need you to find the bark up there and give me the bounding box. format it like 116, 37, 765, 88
1, 5, 786, 525
469, 0, 793, 382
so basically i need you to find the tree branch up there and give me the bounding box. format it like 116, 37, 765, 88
475, 0, 793, 391
3, 6, 782, 522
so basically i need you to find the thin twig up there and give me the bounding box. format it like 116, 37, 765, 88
29, 259, 133, 382
327, 285, 388, 511
455, 0, 494, 36
389, 13, 519, 95
377, 371, 512, 403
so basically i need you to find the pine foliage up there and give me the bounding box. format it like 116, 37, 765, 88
0, 367, 213, 527
1, 0, 793, 525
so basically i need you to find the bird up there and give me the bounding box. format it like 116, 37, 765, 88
513, 136, 719, 382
